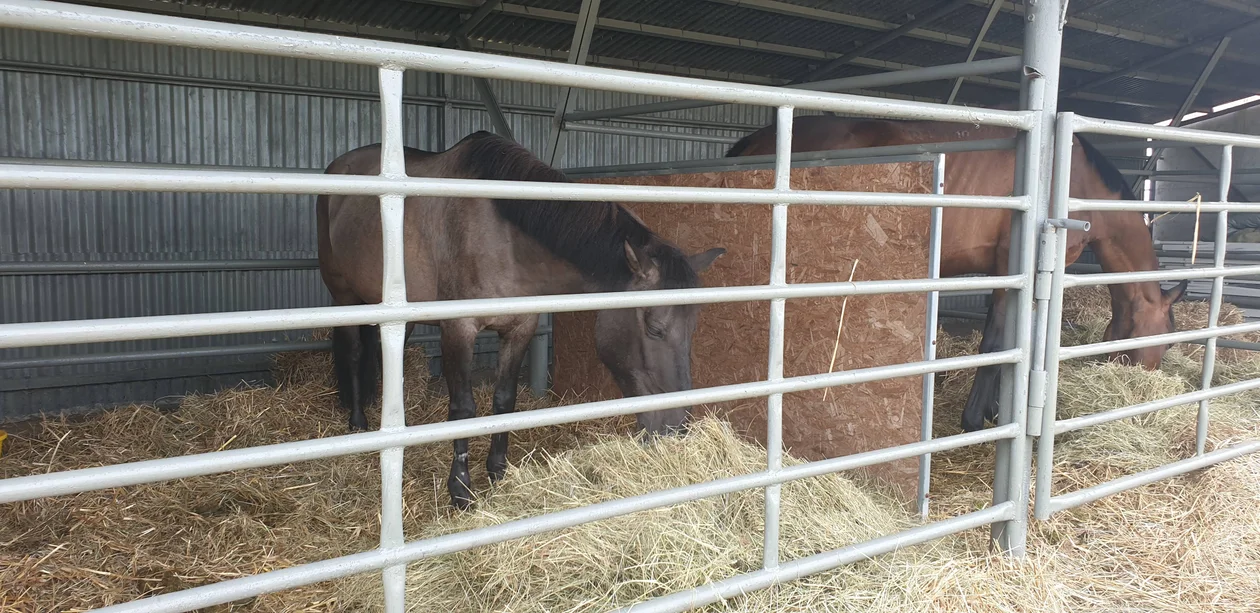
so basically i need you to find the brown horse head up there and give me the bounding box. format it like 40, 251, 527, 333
595, 240, 725, 436
1102, 279, 1188, 368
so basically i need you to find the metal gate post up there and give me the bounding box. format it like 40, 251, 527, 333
992, 0, 1065, 556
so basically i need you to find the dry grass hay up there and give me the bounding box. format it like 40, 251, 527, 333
5, 302, 1260, 612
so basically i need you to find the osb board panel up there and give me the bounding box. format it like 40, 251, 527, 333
552, 163, 932, 498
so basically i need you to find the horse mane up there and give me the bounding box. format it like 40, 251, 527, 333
1075, 134, 1138, 201
455, 131, 699, 290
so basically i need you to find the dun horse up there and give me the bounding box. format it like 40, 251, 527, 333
318, 131, 724, 508
726, 115, 1187, 432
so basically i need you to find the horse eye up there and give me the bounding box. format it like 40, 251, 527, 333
646, 323, 666, 339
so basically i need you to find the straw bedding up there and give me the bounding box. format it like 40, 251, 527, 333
4, 288, 1260, 612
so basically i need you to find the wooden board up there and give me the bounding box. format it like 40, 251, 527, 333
551, 162, 933, 498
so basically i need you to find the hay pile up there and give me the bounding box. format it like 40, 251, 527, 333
0, 342, 630, 612
4, 292, 1260, 612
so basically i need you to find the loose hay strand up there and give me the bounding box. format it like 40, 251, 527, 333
822, 258, 860, 401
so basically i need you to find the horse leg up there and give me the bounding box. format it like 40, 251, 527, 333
357, 325, 382, 424
441, 319, 481, 510
961, 289, 1007, 432
487, 318, 538, 483
332, 326, 369, 431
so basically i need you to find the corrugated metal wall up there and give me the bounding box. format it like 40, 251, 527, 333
0, 27, 773, 421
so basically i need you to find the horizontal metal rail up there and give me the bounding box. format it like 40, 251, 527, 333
0, 0, 1034, 128
80, 424, 1018, 613
1054, 377, 1260, 435
0, 259, 319, 275
1046, 440, 1260, 515
0, 275, 1025, 350
0, 163, 1026, 210
1062, 263, 1260, 287
563, 138, 1018, 179
1072, 115, 1260, 149
0, 349, 1020, 504
1071, 198, 1260, 213
563, 55, 1025, 122
565, 122, 741, 144
615, 503, 1015, 613
1059, 319, 1260, 361
0, 326, 542, 370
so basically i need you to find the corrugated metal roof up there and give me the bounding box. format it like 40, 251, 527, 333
44, 0, 1260, 125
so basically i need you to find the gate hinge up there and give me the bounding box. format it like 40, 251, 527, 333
1027, 369, 1048, 437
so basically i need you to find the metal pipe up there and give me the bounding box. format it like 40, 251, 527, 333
1047, 440, 1260, 515
0, 259, 319, 275
0, 0, 1035, 128
0, 276, 1026, 351
543, 0, 601, 165
1072, 198, 1260, 213
792, 0, 973, 83
1071, 114, 1260, 149
528, 313, 550, 396
1062, 263, 1260, 287
919, 153, 946, 521
0, 163, 1027, 209
615, 504, 1016, 613
1197, 145, 1233, 456
563, 56, 1025, 122
1033, 112, 1075, 521
1054, 376, 1260, 436
762, 105, 792, 570
565, 122, 740, 144
562, 138, 1018, 178
0, 349, 1022, 504
377, 66, 409, 613
994, 0, 1063, 556
947, 0, 1004, 105
1058, 319, 1260, 361
88, 426, 1018, 613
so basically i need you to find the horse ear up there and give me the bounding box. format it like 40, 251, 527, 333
623, 241, 656, 277
1164, 279, 1189, 305
687, 247, 726, 273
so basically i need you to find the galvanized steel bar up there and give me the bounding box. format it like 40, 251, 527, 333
762, 105, 792, 570
1033, 112, 1076, 520
564, 122, 741, 144
918, 154, 946, 521
0, 349, 1021, 505
0, 163, 1027, 209
993, 0, 1063, 555
0, 0, 1034, 127
1198, 145, 1234, 456
1071, 114, 1260, 149
528, 313, 550, 396
1047, 440, 1260, 515
0, 276, 1025, 350
563, 56, 1025, 122
1054, 376, 1260, 436
562, 138, 1017, 178
614, 502, 1016, 613
1070, 198, 1260, 213
89, 425, 1018, 613
948, 0, 1004, 105
1058, 319, 1260, 361
376, 66, 409, 613
543, 0, 600, 165
1061, 263, 1260, 287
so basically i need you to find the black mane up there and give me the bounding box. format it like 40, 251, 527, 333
1076, 133, 1138, 200
456, 131, 699, 290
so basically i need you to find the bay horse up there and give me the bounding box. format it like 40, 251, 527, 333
725, 115, 1187, 432
317, 131, 725, 508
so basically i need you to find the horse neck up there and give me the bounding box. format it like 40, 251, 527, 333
1088, 210, 1164, 315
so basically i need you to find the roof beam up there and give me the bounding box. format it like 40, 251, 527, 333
408, 0, 1173, 109
970, 0, 1260, 70
793, 0, 971, 82
948, 0, 1003, 104
1186, 0, 1260, 18
1063, 18, 1260, 96
707, 0, 1254, 94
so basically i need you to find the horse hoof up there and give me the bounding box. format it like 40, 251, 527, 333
448, 470, 475, 510
348, 414, 369, 431
487, 456, 508, 483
